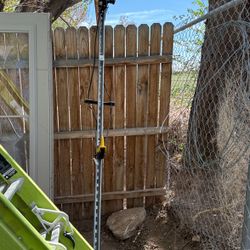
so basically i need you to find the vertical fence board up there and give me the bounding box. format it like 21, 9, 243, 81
103, 26, 115, 215
90, 26, 99, 130
134, 25, 149, 207
54, 28, 72, 216
157, 23, 174, 196
78, 27, 94, 219
65, 28, 83, 224
82, 25, 99, 218
114, 25, 125, 211
146, 24, 162, 206
53, 138, 59, 199
126, 25, 137, 208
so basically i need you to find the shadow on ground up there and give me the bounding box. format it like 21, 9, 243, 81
77, 204, 201, 250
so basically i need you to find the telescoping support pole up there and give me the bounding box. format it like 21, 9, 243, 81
93, 1, 115, 250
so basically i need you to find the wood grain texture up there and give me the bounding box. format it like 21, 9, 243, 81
146, 24, 162, 206
53, 30, 60, 199
134, 24, 149, 207
157, 23, 174, 199
102, 25, 115, 215
53, 55, 171, 68
90, 26, 99, 130
114, 25, 125, 211
77, 26, 94, 219
65, 27, 83, 223
52, 23, 173, 220
54, 126, 168, 139
55, 188, 166, 204
125, 25, 137, 208
54, 28, 72, 217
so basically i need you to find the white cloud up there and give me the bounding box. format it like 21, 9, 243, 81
81, 8, 175, 27
105, 9, 175, 26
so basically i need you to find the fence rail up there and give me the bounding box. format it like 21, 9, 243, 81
53, 55, 172, 68
54, 126, 168, 139
53, 23, 174, 222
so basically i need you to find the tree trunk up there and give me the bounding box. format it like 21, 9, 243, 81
186, 0, 250, 169
173, 2, 250, 248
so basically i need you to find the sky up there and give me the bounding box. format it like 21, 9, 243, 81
83, 0, 199, 27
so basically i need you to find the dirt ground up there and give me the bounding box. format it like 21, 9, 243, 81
79, 204, 201, 250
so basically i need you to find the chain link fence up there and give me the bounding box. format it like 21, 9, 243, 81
161, 0, 250, 249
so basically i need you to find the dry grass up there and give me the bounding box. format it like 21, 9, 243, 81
164, 97, 249, 249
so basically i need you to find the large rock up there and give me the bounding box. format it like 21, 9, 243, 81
106, 207, 146, 240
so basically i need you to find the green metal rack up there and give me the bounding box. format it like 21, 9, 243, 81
0, 144, 93, 250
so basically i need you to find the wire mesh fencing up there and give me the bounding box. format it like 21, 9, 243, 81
160, 0, 250, 249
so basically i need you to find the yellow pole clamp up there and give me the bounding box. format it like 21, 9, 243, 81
96, 136, 106, 160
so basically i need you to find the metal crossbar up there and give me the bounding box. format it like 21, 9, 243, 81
174, 0, 245, 34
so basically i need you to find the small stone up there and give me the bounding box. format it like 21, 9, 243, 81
192, 235, 201, 242
106, 207, 146, 240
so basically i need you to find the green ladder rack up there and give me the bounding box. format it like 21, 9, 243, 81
0, 144, 93, 250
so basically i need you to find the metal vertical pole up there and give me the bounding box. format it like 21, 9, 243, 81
93, 4, 106, 250
241, 160, 250, 250
90, 1, 115, 249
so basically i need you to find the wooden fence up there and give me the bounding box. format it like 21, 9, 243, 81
53, 22, 173, 224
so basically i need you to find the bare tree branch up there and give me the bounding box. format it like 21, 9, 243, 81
59, 15, 70, 28
46, 0, 82, 22
15, 0, 83, 22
